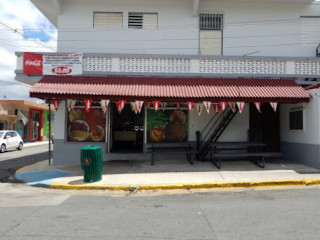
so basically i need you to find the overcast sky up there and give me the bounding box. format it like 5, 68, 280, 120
0, 0, 56, 102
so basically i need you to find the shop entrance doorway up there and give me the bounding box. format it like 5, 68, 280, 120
110, 103, 144, 153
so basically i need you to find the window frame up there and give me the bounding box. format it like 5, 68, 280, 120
93, 12, 123, 28
289, 108, 304, 131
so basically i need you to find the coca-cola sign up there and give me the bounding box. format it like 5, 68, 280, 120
23, 53, 43, 75
23, 52, 82, 76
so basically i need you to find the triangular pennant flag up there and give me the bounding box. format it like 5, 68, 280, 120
270, 102, 278, 112
135, 101, 144, 113
67, 100, 76, 112
220, 102, 228, 112
176, 103, 180, 110
84, 99, 93, 113
236, 102, 245, 114
212, 103, 220, 115
195, 103, 203, 116
254, 102, 261, 112
146, 102, 152, 110
152, 101, 161, 112
130, 102, 135, 112
52, 100, 61, 112
161, 102, 166, 112
203, 101, 211, 114
186, 101, 194, 111
116, 100, 126, 114
228, 102, 236, 113
100, 100, 109, 113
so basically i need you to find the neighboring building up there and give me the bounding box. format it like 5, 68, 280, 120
14, 0, 320, 166
0, 100, 54, 142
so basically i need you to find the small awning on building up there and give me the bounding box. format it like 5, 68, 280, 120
29, 76, 310, 103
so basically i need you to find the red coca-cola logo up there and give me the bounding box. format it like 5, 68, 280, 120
52, 66, 72, 75
25, 60, 42, 66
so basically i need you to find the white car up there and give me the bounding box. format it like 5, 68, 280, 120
0, 131, 23, 153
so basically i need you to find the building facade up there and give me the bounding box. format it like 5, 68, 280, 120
15, 0, 320, 166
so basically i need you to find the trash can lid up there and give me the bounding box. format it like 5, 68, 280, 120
81, 146, 102, 150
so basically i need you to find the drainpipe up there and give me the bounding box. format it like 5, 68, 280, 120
48, 99, 52, 166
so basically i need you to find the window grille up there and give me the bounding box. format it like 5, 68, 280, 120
128, 13, 158, 29
199, 13, 223, 30
289, 110, 303, 130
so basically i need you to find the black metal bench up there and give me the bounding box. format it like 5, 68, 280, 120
210, 142, 269, 169
148, 143, 198, 165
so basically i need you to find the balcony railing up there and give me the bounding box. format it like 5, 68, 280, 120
15, 53, 320, 81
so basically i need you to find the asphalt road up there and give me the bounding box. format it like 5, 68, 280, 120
0, 184, 319, 240
0, 144, 50, 182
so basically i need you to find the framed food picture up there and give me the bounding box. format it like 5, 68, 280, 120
147, 109, 188, 142
67, 107, 106, 142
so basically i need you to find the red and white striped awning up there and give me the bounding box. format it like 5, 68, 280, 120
30, 76, 310, 103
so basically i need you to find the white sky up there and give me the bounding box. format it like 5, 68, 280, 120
0, 0, 57, 101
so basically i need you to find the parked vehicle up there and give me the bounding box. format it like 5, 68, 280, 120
0, 131, 23, 153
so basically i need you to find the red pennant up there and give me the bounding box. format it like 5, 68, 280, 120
152, 101, 161, 112
254, 102, 261, 112
176, 103, 180, 110
220, 102, 228, 112
116, 100, 126, 114
52, 100, 60, 112
212, 103, 220, 115
186, 101, 194, 111
84, 99, 92, 113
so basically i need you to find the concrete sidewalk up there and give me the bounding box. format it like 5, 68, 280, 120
15, 158, 320, 191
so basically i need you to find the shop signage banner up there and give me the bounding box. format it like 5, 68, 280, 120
23, 52, 83, 75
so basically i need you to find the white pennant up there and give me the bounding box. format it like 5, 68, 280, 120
228, 102, 236, 113
67, 100, 76, 112
130, 102, 135, 111
236, 102, 245, 114
254, 102, 261, 112
161, 102, 167, 111
135, 101, 144, 113
270, 102, 278, 112
100, 100, 110, 113
203, 101, 211, 114
220, 102, 228, 112
195, 103, 203, 116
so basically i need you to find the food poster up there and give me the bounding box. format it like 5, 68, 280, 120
147, 109, 188, 142
67, 108, 106, 142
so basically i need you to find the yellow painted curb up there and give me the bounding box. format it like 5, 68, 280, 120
48, 179, 320, 191
50, 183, 131, 191
16, 165, 32, 173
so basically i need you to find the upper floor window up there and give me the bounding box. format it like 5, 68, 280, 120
300, 16, 320, 46
199, 13, 223, 56
128, 13, 158, 29
93, 12, 123, 28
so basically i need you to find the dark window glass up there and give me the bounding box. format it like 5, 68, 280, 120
289, 110, 303, 130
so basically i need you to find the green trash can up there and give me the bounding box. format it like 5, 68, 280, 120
80, 146, 103, 182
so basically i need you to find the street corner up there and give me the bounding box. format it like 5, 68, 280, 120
15, 169, 71, 187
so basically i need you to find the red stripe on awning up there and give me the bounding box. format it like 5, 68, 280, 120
29, 76, 310, 103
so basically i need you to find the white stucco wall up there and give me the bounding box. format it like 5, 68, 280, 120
57, 0, 320, 57
188, 105, 249, 142
280, 89, 320, 145
54, 100, 66, 140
